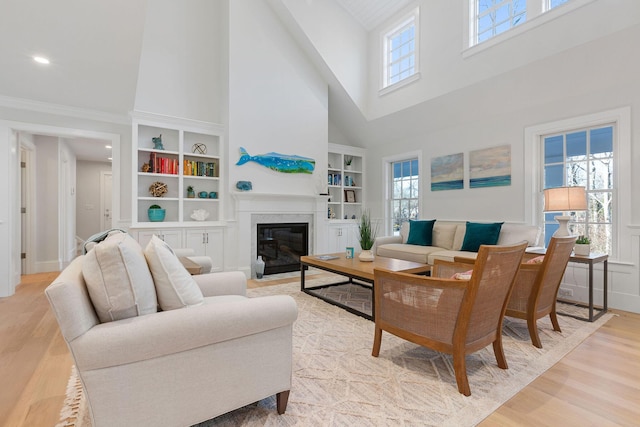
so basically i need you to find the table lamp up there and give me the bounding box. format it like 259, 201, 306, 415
543, 186, 587, 237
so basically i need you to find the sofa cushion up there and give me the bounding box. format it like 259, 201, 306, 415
497, 223, 541, 247
376, 243, 443, 264
406, 220, 436, 246
432, 222, 458, 250
428, 250, 479, 265
460, 222, 504, 252
144, 235, 204, 311
83, 231, 158, 323
399, 222, 410, 243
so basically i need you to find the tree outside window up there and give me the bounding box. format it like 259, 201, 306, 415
391, 159, 419, 235
543, 126, 613, 254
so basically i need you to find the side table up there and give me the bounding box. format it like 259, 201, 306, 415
527, 249, 608, 322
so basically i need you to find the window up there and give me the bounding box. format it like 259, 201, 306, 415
390, 159, 419, 235
476, 0, 527, 44
547, 0, 569, 10
382, 9, 419, 89
542, 125, 614, 253
468, 0, 579, 48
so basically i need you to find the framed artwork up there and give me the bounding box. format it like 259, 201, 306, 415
469, 145, 511, 188
431, 153, 464, 191
345, 189, 356, 203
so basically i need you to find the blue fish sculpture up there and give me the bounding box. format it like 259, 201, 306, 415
236, 147, 315, 174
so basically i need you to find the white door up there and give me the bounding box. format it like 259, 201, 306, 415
100, 171, 112, 230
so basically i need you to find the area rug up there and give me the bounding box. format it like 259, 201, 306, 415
58, 278, 613, 427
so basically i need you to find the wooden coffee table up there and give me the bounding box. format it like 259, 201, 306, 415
300, 253, 430, 320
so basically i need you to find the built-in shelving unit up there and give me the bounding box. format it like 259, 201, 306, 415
326, 143, 366, 252
327, 143, 366, 222
132, 116, 225, 227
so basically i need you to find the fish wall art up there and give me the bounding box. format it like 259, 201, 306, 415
236, 147, 315, 174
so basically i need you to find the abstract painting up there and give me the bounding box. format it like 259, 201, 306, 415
469, 145, 511, 188
431, 153, 464, 191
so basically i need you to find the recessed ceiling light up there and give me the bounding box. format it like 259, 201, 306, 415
105, 145, 112, 149
108, 157, 112, 161
33, 56, 50, 65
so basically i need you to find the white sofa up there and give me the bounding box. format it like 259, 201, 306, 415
375, 220, 541, 265
46, 233, 298, 427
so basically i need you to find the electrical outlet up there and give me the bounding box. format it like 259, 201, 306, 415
558, 288, 573, 297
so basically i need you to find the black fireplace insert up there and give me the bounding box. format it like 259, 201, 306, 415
257, 222, 309, 275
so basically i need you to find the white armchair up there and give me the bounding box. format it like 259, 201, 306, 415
46, 255, 298, 427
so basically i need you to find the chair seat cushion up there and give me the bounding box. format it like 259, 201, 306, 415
144, 235, 204, 311
83, 231, 158, 323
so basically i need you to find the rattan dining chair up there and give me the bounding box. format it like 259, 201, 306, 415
372, 242, 527, 396
445, 236, 577, 348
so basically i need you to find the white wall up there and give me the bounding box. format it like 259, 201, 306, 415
76, 161, 112, 240
365, 0, 640, 120
228, 0, 329, 198
273, 0, 368, 113
34, 136, 60, 271
363, 23, 640, 313
134, 0, 226, 123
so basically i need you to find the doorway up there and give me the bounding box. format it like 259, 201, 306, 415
100, 171, 113, 231
8, 122, 120, 282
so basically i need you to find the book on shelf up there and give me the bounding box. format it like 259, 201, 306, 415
148, 152, 178, 175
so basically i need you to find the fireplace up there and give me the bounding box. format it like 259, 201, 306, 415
257, 222, 309, 275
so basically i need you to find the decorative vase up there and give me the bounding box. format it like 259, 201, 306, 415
574, 243, 590, 256
148, 209, 166, 222
187, 191, 195, 198
359, 249, 374, 262
255, 256, 266, 279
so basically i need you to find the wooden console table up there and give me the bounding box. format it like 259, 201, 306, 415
527, 249, 608, 322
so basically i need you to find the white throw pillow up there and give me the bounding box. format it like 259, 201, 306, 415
144, 235, 204, 311
83, 231, 158, 323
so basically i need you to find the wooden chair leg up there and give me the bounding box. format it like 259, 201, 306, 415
276, 390, 290, 415
453, 351, 471, 396
528, 317, 543, 349
492, 334, 508, 369
550, 309, 562, 332
372, 326, 382, 357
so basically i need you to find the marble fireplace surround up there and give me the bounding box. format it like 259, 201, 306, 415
233, 193, 328, 278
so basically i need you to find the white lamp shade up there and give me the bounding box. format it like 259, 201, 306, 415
543, 186, 587, 212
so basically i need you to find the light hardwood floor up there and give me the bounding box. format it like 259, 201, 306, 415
1, 272, 638, 427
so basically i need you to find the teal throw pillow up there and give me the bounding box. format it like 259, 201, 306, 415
460, 222, 504, 252
406, 220, 436, 246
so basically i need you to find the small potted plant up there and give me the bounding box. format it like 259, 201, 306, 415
574, 235, 591, 256
148, 204, 166, 222
186, 185, 195, 198
358, 210, 378, 262
344, 156, 353, 170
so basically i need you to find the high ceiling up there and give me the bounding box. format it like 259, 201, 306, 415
335, 0, 412, 30
0, 0, 408, 159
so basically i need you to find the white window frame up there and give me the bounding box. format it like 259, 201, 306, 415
464, 0, 595, 56
380, 7, 420, 94
524, 107, 631, 262
382, 151, 422, 236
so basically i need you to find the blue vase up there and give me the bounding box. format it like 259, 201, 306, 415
148, 209, 166, 222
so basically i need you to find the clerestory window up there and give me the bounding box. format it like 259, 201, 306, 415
468, 0, 577, 48
382, 8, 419, 90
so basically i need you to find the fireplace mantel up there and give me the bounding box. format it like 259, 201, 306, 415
232, 192, 329, 277
233, 192, 327, 211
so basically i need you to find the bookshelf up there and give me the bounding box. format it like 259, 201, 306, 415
132, 117, 224, 227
